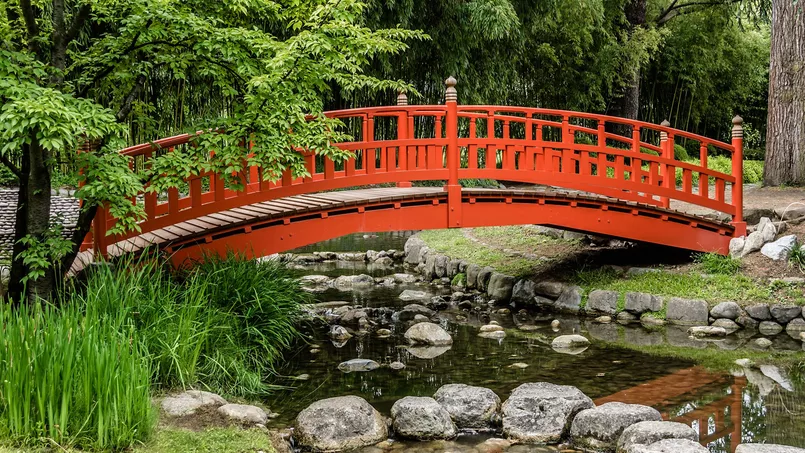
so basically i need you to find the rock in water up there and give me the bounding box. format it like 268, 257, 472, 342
710, 301, 741, 320
217, 404, 268, 425
616, 421, 698, 453
570, 402, 661, 451
687, 326, 727, 338
295, 396, 388, 451
551, 334, 591, 349
433, 384, 501, 430
632, 439, 710, 453
390, 396, 457, 440
404, 322, 453, 346
330, 325, 352, 341
736, 444, 805, 453
398, 290, 430, 301
338, 359, 381, 373
502, 382, 594, 443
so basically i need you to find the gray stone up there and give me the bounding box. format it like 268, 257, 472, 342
552, 334, 591, 349
161, 390, 227, 416
374, 256, 394, 266
466, 264, 481, 289
389, 361, 406, 370
448, 259, 461, 278
391, 396, 457, 440
399, 290, 430, 301
433, 384, 501, 430
340, 309, 368, 325
632, 439, 709, 453
711, 318, 741, 331
746, 304, 771, 320
759, 217, 778, 242
295, 396, 388, 451
404, 322, 453, 346
587, 322, 620, 343
687, 326, 727, 338
534, 281, 566, 298
760, 364, 794, 391
736, 444, 805, 453
217, 404, 268, 425
770, 304, 802, 324
586, 290, 619, 315
759, 321, 784, 335
786, 318, 805, 333
570, 402, 662, 451
512, 279, 538, 305
729, 236, 745, 258
394, 303, 436, 322
424, 254, 437, 278
737, 315, 760, 330
625, 292, 663, 315
666, 298, 708, 325
338, 359, 381, 373
616, 421, 698, 453
393, 273, 419, 284
299, 275, 331, 286
710, 301, 741, 320
434, 254, 450, 278
617, 311, 638, 323
742, 231, 766, 257
761, 234, 798, 260
404, 237, 427, 264
502, 382, 594, 443
406, 345, 451, 359
477, 266, 495, 291
330, 325, 352, 341
487, 272, 516, 302
334, 274, 375, 287
754, 338, 773, 348
555, 285, 583, 314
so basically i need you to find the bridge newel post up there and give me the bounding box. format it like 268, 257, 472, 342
731, 115, 746, 237
396, 91, 413, 188
659, 120, 671, 209
444, 76, 461, 227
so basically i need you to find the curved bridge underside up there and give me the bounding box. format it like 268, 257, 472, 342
76, 186, 733, 271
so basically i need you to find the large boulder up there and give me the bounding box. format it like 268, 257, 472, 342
586, 290, 619, 315
665, 298, 708, 325
295, 396, 388, 451
625, 292, 663, 315
404, 237, 427, 264
512, 279, 538, 305
770, 304, 802, 324
487, 272, 516, 303
616, 421, 698, 453
570, 402, 662, 451
551, 335, 591, 349
477, 266, 495, 291
390, 396, 457, 440
745, 304, 771, 320
434, 254, 450, 278
399, 290, 430, 301
433, 384, 501, 430
501, 382, 594, 443
736, 444, 805, 453
554, 286, 583, 314
761, 234, 798, 260
394, 303, 436, 321
466, 264, 482, 288
631, 439, 709, 453
333, 274, 375, 288
217, 404, 268, 425
534, 281, 566, 298
161, 390, 227, 416
404, 322, 453, 346
710, 301, 741, 320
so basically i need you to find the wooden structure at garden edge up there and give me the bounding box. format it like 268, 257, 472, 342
79, 77, 747, 268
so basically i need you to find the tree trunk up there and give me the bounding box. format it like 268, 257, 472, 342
764, 0, 805, 186
613, 0, 647, 120
6, 148, 30, 304
24, 137, 54, 301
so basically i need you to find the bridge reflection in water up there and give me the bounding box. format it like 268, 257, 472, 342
596, 366, 744, 452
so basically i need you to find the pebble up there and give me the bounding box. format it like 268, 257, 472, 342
755, 338, 773, 348
551, 320, 561, 328
389, 361, 406, 370
508, 362, 529, 369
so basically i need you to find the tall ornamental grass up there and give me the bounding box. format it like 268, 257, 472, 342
0, 302, 153, 451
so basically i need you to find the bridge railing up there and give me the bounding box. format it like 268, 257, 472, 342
88, 77, 745, 255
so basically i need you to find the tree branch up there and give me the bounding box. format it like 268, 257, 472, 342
18, 0, 40, 54
116, 74, 146, 122
0, 154, 22, 179
656, 0, 742, 25
65, 3, 92, 44
77, 18, 152, 97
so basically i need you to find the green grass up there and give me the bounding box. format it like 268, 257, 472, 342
418, 229, 535, 277
693, 252, 742, 275
471, 225, 574, 249
790, 245, 805, 274
572, 266, 805, 306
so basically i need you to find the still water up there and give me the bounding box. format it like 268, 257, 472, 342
269, 233, 805, 452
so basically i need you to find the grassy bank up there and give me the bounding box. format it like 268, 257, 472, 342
0, 253, 306, 451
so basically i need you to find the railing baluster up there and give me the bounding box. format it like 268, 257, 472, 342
366, 115, 376, 174
486, 112, 495, 170
699, 143, 709, 199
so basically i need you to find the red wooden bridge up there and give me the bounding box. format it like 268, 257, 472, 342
79, 77, 746, 267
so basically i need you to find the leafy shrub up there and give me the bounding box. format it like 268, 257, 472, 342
674, 156, 763, 186
0, 301, 154, 450
674, 144, 690, 161
693, 252, 742, 275
789, 246, 805, 274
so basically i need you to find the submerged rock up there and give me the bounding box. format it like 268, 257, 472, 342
433, 384, 501, 430
404, 322, 453, 346
570, 402, 662, 451
338, 359, 381, 373
616, 421, 698, 453
501, 382, 594, 443
391, 396, 457, 440
295, 396, 387, 451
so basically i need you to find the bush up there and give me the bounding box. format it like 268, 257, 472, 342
674, 144, 690, 161
0, 301, 154, 450
674, 156, 764, 186
693, 252, 742, 275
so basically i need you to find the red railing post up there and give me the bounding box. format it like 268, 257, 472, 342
659, 119, 671, 208
444, 76, 461, 227
397, 91, 413, 188
731, 115, 746, 236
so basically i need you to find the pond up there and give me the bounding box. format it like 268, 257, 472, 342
268, 232, 805, 452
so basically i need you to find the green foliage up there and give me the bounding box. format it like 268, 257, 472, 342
451, 272, 466, 287
693, 252, 742, 275
0, 301, 154, 450
134, 428, 275, 453
673, 144, 690, 161
789, 245, 805, 274
15, 225, 72, 285
674, 156, 764, 185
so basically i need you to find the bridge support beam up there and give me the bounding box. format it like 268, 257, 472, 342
444, 76, 462, 227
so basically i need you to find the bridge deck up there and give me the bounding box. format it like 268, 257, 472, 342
71, 186, 732, 274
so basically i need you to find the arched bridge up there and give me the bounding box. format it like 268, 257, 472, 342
79, 78, 746, 267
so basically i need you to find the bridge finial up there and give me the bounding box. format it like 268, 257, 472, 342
397, 90, 408, 106
445, 76, 457, 103
732, 115, 743, 138
660, 119, 671, 127
660, 119, 670, 142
